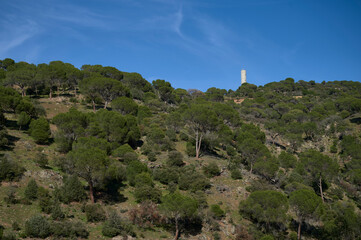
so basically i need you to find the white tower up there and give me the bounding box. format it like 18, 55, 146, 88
241, 69, 247, 85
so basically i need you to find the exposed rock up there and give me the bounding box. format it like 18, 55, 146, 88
216, 185, 230, 193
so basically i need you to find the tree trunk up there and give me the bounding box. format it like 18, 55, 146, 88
250, 162, 253, 174
319, 175, 324, 203
92, 100, 96, 112
297, 221, 302, 240
89, 181, 95, 203
195, 130, 199, 159
174, 217, 180, 240
104, 101, 108, 109
74, 87, 77, 97
49, 89, 52, 99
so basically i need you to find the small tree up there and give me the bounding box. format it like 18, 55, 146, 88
66, 148, 109, 203
17, 111, 31, 130
25, 215, 51, 238
29, 118, 50, 144
239, 190, 289, 231
167, 151, 184, 167
160, 191, 198, 240
289, 189, 321, 240
60, 175, 86, 203
300, 149, 338, 202
25, 179, 38, 200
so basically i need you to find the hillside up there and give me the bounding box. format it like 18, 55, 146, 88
0, 59, 361, 240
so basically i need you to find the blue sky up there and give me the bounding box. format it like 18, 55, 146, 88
1, 0, 361, 91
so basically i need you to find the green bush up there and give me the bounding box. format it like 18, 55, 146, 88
51, 202, 65, 220
186, 142, 196, 157
166, 151, 184, 167
25, 215, 51, 238
203, 162, 221, 177
17, 111, 31, 130
84, 204, 106, 222
0, 157, 25, 182
34, 152, 48, 168
147, 152, 157, 162
112, 144, 134, 159
102, 211, 135, 238
50, 220, 89, 238
134, 185, 161, 203
29, 118, 50, 144
231, 168, 242, 180
60, 175, 86, 203
210, 204, 225, 219
24, 179, 38, 200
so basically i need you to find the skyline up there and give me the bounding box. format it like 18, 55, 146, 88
1, 0, 361, 91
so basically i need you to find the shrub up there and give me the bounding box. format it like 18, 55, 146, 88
112, 144, 134, 159
34, 152, 48, 168
4, 187, 18, 204
126, 160, 149, 186
112, 96, 138, 115
60, 175, 86, 203
102, 211, 135, 238
210, 204, 225, 219
203, 162, 221, 177
38, 188, 53, 214
278, 151, 297, 169
231, 168, 242, 180
51, 220, 89, 238
24, 179, 38, 200
186, 142, 196, 156
147, 152, 157, 162
0, 157, 25, 182
123, 152, 138, 164
29, 118, 50, 144
25, 215, 51, 238
17, 111, 31, 130
84, 204, 106, 222
167, 151, 184, 167
51, 201, 65, 220
134, 185, 161, 203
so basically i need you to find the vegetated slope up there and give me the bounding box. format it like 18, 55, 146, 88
0, 58, 360, 240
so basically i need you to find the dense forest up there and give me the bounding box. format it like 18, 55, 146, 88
0, 58, 360, 240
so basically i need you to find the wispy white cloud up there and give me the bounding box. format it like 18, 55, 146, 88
0, 16, 40, 58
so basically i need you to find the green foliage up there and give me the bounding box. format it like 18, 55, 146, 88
29, 117, 50, 144
126, 160, 149, 186
24, 179, 38, 200
239, 190, 289, 229
160, 191, 198, 220
25, 215, 51, 238
178, 166, 210, 192
260, 235, 275, 240
51, 201, 65, 220
84, 204, 106, 222
230, 168, 242, 179
278, 151, 297, 169
17, 111, 31, 130
34, 152, 48, 168
167, 151, 184, 167
290, 189, 321, 220
50, 220, 89, 239
112, 144, 134, 159
253, 157, 279, 180
134, 185, 161, 203
102, 211, 134, 237
210, 204, 225, 219
203, 161, 220, 177
112, 96, 138, 115
60, 175, 86, 203
154, 167, 180, 185
66, 147, 109, 202
0, 157, 25, 182
321, 201, 361, 239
